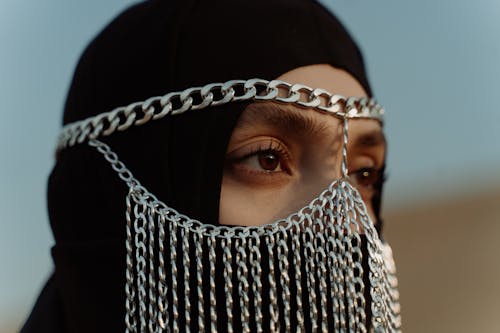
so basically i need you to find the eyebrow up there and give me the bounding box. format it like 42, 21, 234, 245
351, 129, 386, 149
235, 102, 334, 137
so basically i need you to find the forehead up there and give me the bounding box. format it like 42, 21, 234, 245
233, 64, 377, 133
232, 63, 385, 150
276, 64, 368, 98
273, 64, 384, 146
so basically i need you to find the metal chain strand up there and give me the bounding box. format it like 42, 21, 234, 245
349, 185, 391, 331
134, 200, 148, 333
125, 193, 137, 333
325, 209, 342, 332
303, 220, 318, 332
90, 140, 401, 333
194, 231, 205, 332
341, 117, 349, 179
156, 214, 169, 332
331, 189, 348, 332
236, 238, 251, 333
313, 212, 329, 333
221, 237, 234, 333
351, 183, 398, 332
249, 234, 263, 333
277, 227, 291, 331
266, 233, 280, 332
170, 221, 179, 333
147, 211, 157, 333
207, 235, 217, 332
291, 223, 305, 333
340, 184, 359, 332
181, 226, 191, 333
59, 79, 383, 153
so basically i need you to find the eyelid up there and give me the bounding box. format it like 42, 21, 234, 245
226, 137, 291, 163
348, 156, 375, 172
224, 138, 294, 188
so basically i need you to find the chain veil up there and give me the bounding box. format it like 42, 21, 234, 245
59, 79, 401, 332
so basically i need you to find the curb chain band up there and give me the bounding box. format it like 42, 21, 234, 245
57, 78, 384, 153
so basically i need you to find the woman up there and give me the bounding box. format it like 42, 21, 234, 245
22, 0, 400, 332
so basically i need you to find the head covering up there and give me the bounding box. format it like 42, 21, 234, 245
21, 0, 389, 332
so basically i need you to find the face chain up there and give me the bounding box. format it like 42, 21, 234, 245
59, 78, 396, 332
87, 138, 401, 333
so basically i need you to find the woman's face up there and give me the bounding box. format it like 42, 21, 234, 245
220, 64, 386, 226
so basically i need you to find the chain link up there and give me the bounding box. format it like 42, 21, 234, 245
181, 226, 191, 333
194, 231, 205, 332
221, 237, 234, 333
277, 227, 291, 331
92, 139, 400, 332
157, 214, 170, 331
249, 234, 263, 333
147, 212, 157, 333
236, 238, 251, 333
133, 200, 148, 332
207, 235, 218, 332
58, 79, 383, 153
266, 233, 279, 332
125, 193, 137, 333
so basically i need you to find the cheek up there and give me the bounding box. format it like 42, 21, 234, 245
219, 176, 332, 226
220, 175, 378, 228
364, 200, 377, 225
219, 150, 346, 226
351, 202, 377, 236
219, 178, 290, 226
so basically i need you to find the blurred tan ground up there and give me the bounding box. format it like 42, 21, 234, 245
3, 188, 500, 333
384, 186, 500, 333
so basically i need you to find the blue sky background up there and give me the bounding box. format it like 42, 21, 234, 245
1, 0, 499, 329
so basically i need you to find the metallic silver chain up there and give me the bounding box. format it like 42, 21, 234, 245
147, 212, 158, 333
157, 214, 169, 331
236, 237, 251, 333
207, 235, 217, 332
277, 227, 291, 331
89, 126, 400, 332
221, 237, 234, 333
181, 226, 191, 333
125, 194, 137, 333
57, 79, 383, 153
249, 234, 263, 333
194, 231, 205, 332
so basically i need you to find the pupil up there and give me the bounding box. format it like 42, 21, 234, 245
258, 152, 279, 171
358, 169, 379, 186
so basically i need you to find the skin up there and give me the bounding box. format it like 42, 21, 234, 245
220, 64, 386, 226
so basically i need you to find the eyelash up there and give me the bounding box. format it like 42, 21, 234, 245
243, 142, 287, 160
226, 140, 292, 175
226, 140, 388, 194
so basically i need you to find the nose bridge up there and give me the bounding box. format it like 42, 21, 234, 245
313, 108, 347, 175
293, 117, 345, 208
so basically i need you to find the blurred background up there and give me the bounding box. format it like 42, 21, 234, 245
1, 0, 499, 332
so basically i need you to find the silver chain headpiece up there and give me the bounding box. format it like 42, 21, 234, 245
57, 79, 401, 332
56, 79, 384, 152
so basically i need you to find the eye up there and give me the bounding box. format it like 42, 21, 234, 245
236, 145, 289, 174
349, 167, 382, 202
349, 167, 382, 190
254, 150, 282, 172
224, 138, 293, 185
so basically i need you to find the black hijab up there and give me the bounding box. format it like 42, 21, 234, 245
21, 0, 378, 331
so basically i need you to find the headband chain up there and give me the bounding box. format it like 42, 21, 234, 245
56, 78, 384, 153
